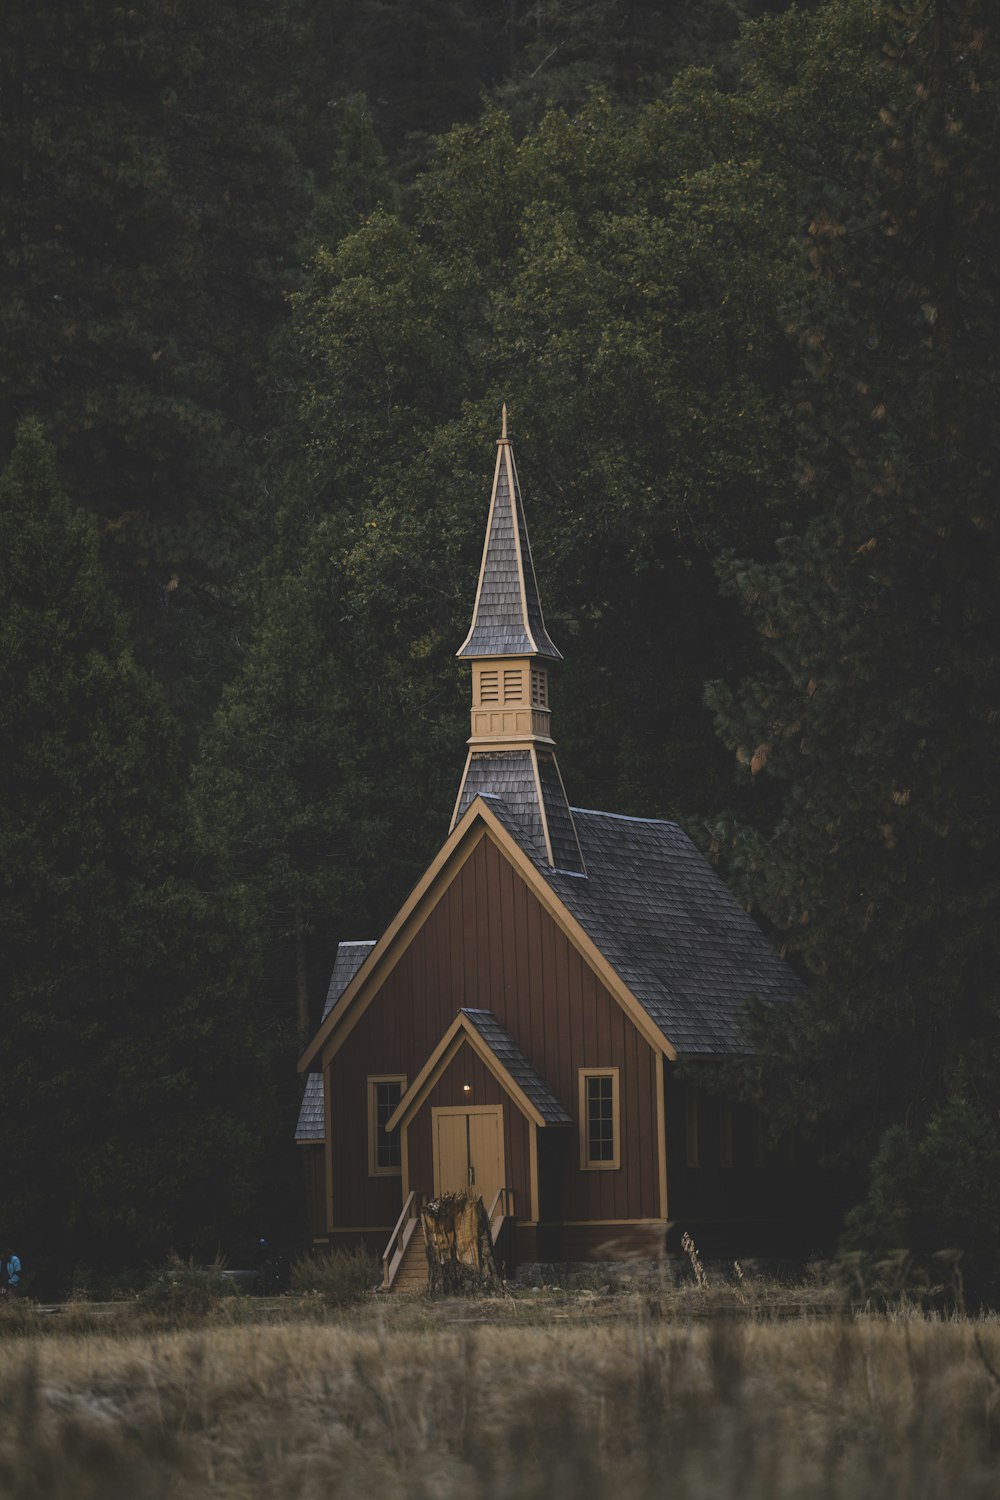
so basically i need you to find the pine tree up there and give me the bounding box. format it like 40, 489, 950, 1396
0, 0, 311, 696
0, 423, 270, 1285
707, 0, 1000, 1291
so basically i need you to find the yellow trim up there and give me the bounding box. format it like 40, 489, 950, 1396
720, 1100, 735, 1169
298, 817, 488, 1072
529, 1120, 540, 1221
449, 751, 474, 833
685, 1089, 700, 1168
456, 444, 504, 659
367, 1074, 406, 1177
385, 1011, 562, 1133
529, 747, 556, 867
505, 442, 539, 655
545, 752, 586, 874
431, 1104, 505, 1199
325, 1225, 398, 1235
298, 797, 677, 1075
655, 1052, 668, 1220
578, 1067, 621, 1170
295, 1138, 324, 1146
464, 729, 560, 747
556, 1219, 668, 1228
324, 1061, 335, 1234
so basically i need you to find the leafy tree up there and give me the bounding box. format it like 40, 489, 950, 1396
0, 0, 311, 697
707, 0, 1000, 1291
0, 423, 270, 1286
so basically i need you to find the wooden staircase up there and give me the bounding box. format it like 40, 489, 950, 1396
391, 1219, 428, 1292
383, 1187, 515, 1293
382, 1191, 425, 1292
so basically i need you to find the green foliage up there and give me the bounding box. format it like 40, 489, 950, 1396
0, 0, 312, 700
0, 423, 272, 1285
135, 1256, 241, 1321
289, 1248, 380, 1305
705, 0, 1000, 1287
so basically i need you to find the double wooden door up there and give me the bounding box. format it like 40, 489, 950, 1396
432, 1105, 504, 1206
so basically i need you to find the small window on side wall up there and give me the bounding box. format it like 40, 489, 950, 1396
368, 1075, 406, 1176
685, 1090, 700, 1168
579, 1068, 620, 1170
719, 1101, 735, 1169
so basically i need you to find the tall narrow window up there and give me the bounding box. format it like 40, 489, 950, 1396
685, 1090, 700, 1168
368, 1076, 406, 1176
719, 1101, 735, 1168
578, 1068, 620, 1170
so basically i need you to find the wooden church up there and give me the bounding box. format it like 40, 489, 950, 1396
297, 413, 819, 1287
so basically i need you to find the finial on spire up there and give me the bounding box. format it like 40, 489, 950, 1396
500, 403, 508, 444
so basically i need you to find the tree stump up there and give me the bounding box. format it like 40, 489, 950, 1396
421, 1192, 503, 1295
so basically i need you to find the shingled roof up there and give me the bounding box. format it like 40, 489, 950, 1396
480, 795, 801, 1056
456, 427, 561, 662
295, 940, 375, 1141
455, 749, 585, 874
459, 1009, 572, 1124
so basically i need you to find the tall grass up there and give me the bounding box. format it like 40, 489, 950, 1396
2, 1304, 999, 1496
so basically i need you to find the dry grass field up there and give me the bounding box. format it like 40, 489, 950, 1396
2, 1288, 1000, 1498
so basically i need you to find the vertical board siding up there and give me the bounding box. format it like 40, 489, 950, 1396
329, 833, 661, 1232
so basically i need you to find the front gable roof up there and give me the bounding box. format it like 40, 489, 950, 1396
297, 795, 676, 1073
386, 1008, 572, 1133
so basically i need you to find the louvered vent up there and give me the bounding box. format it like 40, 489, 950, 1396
480, 670, 499, 703
531, 668, 549, 708
503, 668, 523, 703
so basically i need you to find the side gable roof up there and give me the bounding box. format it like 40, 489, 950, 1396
386, 1008, 572, 1133
485, 797, 802, 1055
294, 1074, 325, 1142
295, 940, 375, 1141
320, 941, 375, 1021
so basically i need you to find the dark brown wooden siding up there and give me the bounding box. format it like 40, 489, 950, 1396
327, 832, 661, 1233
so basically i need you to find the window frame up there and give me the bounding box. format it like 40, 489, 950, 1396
685, 1089, 700, 1168
578, 1067, 621, 1171
367, 1074, 407, 1177
719, 1100, 735, 1169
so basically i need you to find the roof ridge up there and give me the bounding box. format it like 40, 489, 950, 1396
569, 806, 680, 828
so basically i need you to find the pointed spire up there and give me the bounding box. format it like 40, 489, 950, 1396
456, 409, 561, 662
450, 413, 585, 875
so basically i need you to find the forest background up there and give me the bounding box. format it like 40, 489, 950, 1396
2, 0, 998, 1298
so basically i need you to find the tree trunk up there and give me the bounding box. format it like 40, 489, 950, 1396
421, 1192, 503, 1295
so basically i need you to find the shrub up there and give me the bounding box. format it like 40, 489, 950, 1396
134, 1255, 241, 1321
289, 1248, 380, 1306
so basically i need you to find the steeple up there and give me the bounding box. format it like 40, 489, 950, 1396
451, 410, 585, 876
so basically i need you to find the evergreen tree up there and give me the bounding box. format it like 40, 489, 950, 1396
0, 423, 270, 1286
0, 0, 311, 696
707, 0, 1000, 1291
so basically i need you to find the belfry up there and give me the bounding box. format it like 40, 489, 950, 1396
452, 407, 585, 874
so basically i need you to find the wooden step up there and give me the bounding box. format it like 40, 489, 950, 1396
390, 1226, 427, 1293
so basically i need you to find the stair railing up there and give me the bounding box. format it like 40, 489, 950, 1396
382, 1190, 422, 1290
487, 1186, 514, 1242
